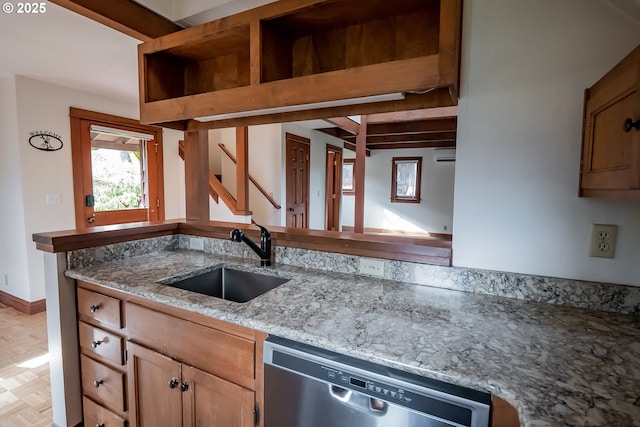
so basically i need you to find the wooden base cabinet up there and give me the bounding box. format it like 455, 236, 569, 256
76, 281, 265, 427
580, 44, 640, 199
77, 283, 128, 426
127, 342, 255, 427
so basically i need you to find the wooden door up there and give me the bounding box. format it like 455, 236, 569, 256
182, 365, 255, 427
325, 145, 343, 231
285, 133, 310, 228
127, 342, 182, 427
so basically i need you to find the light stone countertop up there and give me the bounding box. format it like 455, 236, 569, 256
66, 249, 640, 426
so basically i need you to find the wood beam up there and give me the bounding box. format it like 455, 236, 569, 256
324, 117, 360, 135
184, 130, 210, 222
49, 0, 182, 42
366, 119, 458, 136
235, 127, 251, 215
342, 142, 370, 157
367, 107, 458, 124
354, 116, 368, 234
368, 141, 456, 150
343, 132, 457, 144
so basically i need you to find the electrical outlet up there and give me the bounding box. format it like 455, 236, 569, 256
590, 224, 617, 258
189, 237, 205, 251
359, 258, 385, 277
4, 274, 9, 287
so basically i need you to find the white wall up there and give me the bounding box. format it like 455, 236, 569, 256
453, 0, 640, 285
216, 125, 282, 225
0, 76, 31, 301
7, 76, 185, 302
340, 148, 454, 233
163, 128, 186, 220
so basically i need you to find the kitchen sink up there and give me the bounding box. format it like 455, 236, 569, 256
158, 267, 289, 303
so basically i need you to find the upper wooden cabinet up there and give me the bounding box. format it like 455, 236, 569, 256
138, 0, 462, 129
580, 44, 640, 199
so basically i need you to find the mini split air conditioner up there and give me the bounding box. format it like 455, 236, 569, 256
433, 148, 456, 163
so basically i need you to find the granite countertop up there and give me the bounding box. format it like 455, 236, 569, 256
66, 249, 640, 426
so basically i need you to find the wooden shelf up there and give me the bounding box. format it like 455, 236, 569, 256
144, 25, 250, 102
138, 0, 462, 128
260, 0, 440, 83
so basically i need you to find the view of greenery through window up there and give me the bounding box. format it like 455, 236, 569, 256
91, 146, 143, 211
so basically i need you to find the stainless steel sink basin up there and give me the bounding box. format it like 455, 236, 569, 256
158, 267, 289, 303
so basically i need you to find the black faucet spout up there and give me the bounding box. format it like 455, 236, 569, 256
229, 225, 272, 267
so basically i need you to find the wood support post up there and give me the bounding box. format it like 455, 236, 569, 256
354, 116, 368, 233
236, 127, 250, 214
184, 130, 210, 222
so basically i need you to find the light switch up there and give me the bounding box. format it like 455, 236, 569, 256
46, 193, 60, 205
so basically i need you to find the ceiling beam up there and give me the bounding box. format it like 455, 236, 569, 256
367, 107, 458, 124
368, 141, 456, 150
342, 131, 457, 144
343, 142, 371, 157
366, 118, 458, 136
324, 117, 360, 135
50, 0, 183, 42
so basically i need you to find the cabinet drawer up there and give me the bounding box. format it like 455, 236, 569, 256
79, 321, 124, 366
83, 396, 126, 427
81, 355, 126, 412
78, 287, 123, 329
126, 304, 255, 389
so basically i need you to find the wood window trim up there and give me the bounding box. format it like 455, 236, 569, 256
391, 156, 422, 203
70, 107, 165, 228
342, 158, 356, 195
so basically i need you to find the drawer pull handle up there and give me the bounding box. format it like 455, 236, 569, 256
93, 379, 104, 388
624, 118, 640, 132
180, 382, 189, 392
89, 304, 101, 313
168, 378, 179, 389
96, 424, 105, 427
91, 340, 103, 349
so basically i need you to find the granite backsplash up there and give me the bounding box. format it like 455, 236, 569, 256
67, 234, 640, 316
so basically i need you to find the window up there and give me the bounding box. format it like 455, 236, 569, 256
342, 159, 355, 195
391, 157, 422, 203
70, 108, 165, 228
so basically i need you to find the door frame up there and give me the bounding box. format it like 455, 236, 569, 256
70, 107, 165, 228
285, 132, 310, 229
325, 144, 343, 231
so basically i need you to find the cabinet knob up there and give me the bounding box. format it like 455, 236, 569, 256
180, 382, 189, 392
89, 304, 101, 313
168, 378, 179, 389
93, 379, 104, 388
91, 340, 103, 349
624, 118, 640, 133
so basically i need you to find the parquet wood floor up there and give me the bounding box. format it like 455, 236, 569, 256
0, 303, 52, 427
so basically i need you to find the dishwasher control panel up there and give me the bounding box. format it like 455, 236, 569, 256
322, 366, 413, 404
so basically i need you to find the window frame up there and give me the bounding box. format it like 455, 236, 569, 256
342, 158, 356, 195
70, 107, 165, 228
390, 156, 422, 203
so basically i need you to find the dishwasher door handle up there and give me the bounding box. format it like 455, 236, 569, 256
329, 385, 388, 415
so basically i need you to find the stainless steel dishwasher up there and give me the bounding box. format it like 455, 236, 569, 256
264, 336, 491, 427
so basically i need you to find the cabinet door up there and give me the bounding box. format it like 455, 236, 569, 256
581, 45, 640, 194
182, 365, 255, 427
127, 342, 183, 427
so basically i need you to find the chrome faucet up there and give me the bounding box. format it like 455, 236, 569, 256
230, 224, 272, 267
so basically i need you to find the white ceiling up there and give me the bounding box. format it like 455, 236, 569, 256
1, 0, 639, 107
0, 0, 275, 104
